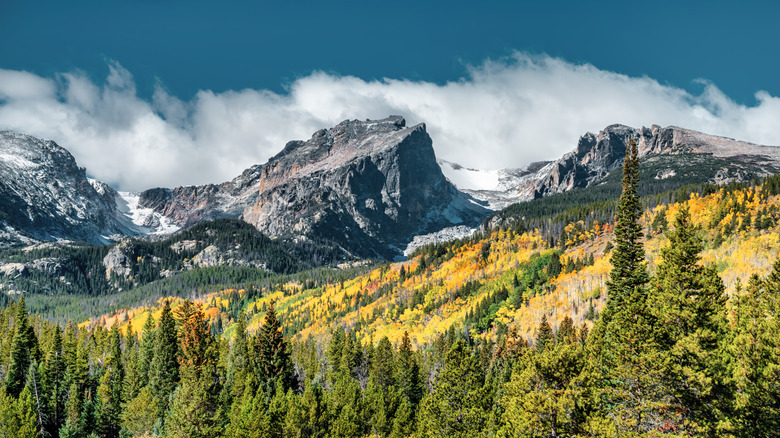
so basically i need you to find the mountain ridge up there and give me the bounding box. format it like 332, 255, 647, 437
444, 124, 780, 209
2, 121, 780, 258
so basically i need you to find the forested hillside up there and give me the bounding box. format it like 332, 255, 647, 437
1, 145, 780, 436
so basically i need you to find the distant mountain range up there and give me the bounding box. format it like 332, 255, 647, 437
1, 118, 779, 259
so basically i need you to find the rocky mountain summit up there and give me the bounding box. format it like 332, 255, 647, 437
139, 116, 489, 259
0, 131, 174, 248
448, 124, 780, 209
0, 131, 131, 245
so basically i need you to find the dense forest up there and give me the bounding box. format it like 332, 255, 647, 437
1, 143, 780, 437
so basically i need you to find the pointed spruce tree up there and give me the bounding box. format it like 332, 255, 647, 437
535, 315, 554, 353
148, 300, 179, 417
44, 325, 66, 435
254, 301, 295, 394
604, 138, 649, 319
650, 205, 730, 434
227, 309, 255, 400
584, 138, 659, 435
98, 324, 124, 438
136, 313, 156, 389
395, 331, 424, 407
6, 296, 36, 398
729, 269, 780, 435
419, 339, 490, 436
166, 300, 222, 438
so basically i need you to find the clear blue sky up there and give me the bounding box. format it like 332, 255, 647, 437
1, 0, 775, 104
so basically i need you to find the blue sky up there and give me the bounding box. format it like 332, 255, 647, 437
2, 0, 775, 103
1, 0, 778, 190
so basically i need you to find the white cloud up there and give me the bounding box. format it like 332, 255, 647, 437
0, 53, 779, 192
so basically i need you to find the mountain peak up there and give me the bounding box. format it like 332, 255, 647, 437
138, 115, 486, 259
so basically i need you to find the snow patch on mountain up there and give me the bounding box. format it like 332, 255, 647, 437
115, 191, 180, 235
437, 159, 536, 210
438, 159, 501, 191
403, 225, 476, 256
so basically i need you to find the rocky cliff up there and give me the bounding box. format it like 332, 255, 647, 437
139, 116, 488, 259
457, 124, 780, 209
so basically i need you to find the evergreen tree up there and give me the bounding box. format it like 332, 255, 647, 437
327, 374, 364, 438
148, 300, 179, 417
137, 313, 156, 390
166, 300, 221, 438
546, 252, 562, 278
121, 386, 159, 437
556, 315, 576, 345
729, 271, 780, 435
63, 382, 83, 436
5, 296, 36, 398
395, 331, 424, 407
226, 391, 271, 438
501, 338, 585, 436
44, 325, 66, 435
372, 336, 395, 389
13, 385, 40, 438
122, 323, 142, 401
535, 314, 554, 353
604, 138, 649, 316
97, 325, 124, 437
650, 205, 730, 434
255, 301, 295, 394
584, 138, 658, 434
419, 339, 490, 436
227, 309, 255, 400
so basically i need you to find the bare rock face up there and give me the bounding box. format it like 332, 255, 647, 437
139, 116, 488, 259
103, 243, 131, 280
0, 263, 27, 278
30, 257, 64, 276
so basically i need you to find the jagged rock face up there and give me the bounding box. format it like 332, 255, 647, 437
514, 124, 780, 200
0, 131, 135, 244
139, 116, 487, 258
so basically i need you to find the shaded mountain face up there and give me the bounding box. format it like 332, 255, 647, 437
138, 116, 489, 259
0, 131, 132, 245
450, 124, 780, 209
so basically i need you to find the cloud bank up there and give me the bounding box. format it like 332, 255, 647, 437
1, 54, 779, 191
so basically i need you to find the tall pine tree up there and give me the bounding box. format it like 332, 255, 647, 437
650, 205, 730, 434
44, 325, 66, 435
584, 138, 659, 435
254, 301, 295, 394
98, 325, 124, 438
6, 296, 37, 398
148, 300, 179, 418
166, 300, 221, 438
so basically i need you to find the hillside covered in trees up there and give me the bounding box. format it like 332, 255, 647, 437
1, 142, 780, 436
